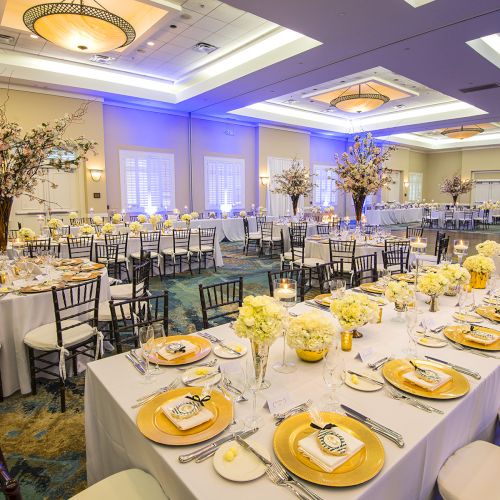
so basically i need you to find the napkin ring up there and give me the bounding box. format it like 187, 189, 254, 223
165, 342, 186, 354
170, 400, 202, 420
311, 423, 347, 456
410, 361, 440, 384
468, 330, 495, 342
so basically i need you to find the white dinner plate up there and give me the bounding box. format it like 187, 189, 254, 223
213, 440, 271, 482
345, 369, 384, 392
214, 342, 247, 359
417, 336, 447, 348
181, 367, 221, 387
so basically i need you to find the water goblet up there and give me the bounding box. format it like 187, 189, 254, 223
244, 357, 264, 429
322, 351, 346, 411
151, 323, 166, 373
139, 325, 155, 383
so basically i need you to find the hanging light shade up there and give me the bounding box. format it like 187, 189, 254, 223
440, 125, 484, 140
329, 84, 390, 113
23, 1, 136, 54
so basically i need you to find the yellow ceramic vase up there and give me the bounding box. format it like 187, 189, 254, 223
295, 348, 328, 362
470, 271, 488, 289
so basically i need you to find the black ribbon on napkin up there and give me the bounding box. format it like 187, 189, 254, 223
167, 343, 186, 354
469, 325, 476, 332
310, 422, 337, 431
186, 395, 211, 406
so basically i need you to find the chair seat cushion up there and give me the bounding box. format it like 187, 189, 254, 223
110, 283, 133, 300
248, 232, 261, 239
294, 257, 326, 267
98, 301, 132, 322
131, 251, 158, 259
98, 255, 127, 263
262, 237, 281, 242
438, 441, 500, 500
190, 245, 214, 253
282, 251, 293, 260
24, 320, 95, 351
162, 248, 189, 256
70, 469, 167, 500
419, 254, 438, 263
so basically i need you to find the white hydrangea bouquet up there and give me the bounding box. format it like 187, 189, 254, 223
208, 212, 216, 219
18, 227, 36, 241
137, 214, 147, 223
149, 214, 163, 227
163, 219, 173, 230
80, 224, 95, 235
101, 223, 114, 234
112, 213, 122, 224
440, 263, 470, 296
47, 218, 63, 230
92, 215, 103, 226
129, 221, 142, 234
181, 213, 192, 228
384, 281, 415, 311
69, 211, 78, 220
239, 210, 247, 218
287, 310, 340, 359
330, 292, 378, 331
417, 271, 449, 311
463, 254, 496, 289
234, 295, 288, 380
190, 211, 199, 220
476, 240, 500, 258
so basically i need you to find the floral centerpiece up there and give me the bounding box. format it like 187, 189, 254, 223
173, 208, 180, 215
129, 221, 142, 235
137, 214, 147, 223
440, 174, 474, 207
69, 211, 78, 221
417, 271, 449, 311
163, 219, 173, 231
18, 227, 35, 241
440, 263, 470, 296
149, 214, 163, 228
476, 240, 500, 258
181, 213, 192, 229
112, 213, 122, 224
479, 201, 495, 210
234, 295, 288, 380
80, 224, 95, 235
47, 218, 63, 238
190, 211, 199, 220
0, 104, 96, 251
384, 281, 415, 312
239, 210, 247, 218
330, 292, 378, 333
463, 254, 496, 289
271, 159, 316, 215
92, 215, 103, 226
287, 310, 340, 362
208, 212, 216, 219
101, 223, 114, 234
333, 133, 395, 222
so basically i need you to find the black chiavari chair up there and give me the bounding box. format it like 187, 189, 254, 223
406, 226, 423, 238
382, 248, 406, 274
434, 231, 446, 256
443, 210, 456, 230
243, 217, 261, 255
95, 242, 119, 278
162, 229, 191, 277
289, 226, 324, 289
24, 278, 101, 412
25, 238, 60, 258
316, 224, 331, 235
67, 236, 94, 260
385, 240, 410, 270
316, 261, 345, 294
131, 231, 162, 277
190, 227, 217, 273
256, 216, 266, 231
110, 259, 150, 300
8, 229, 18, 240
363, 225, 377, 235
104, 233, 129, 281
474, 210, 490, 230
268, 268, 305, 302
260, 222, 282, 257
458, 211, 473, 231
199, 277, 243, 329
328, 239, 356, 280
352, 253, 378, 287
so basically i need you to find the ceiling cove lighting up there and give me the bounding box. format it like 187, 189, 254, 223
23, 0, 136, 53
441, 124, 484, 140
329, 84, 390, 113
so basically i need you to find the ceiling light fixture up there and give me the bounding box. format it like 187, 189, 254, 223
23, 0, 136, 53
441, 124, 484, 140
329, 83, 390, 113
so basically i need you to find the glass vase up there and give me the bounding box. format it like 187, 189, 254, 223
251, 341, 270, 389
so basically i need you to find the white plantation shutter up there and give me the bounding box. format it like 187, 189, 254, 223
119, 150, 175, 211
408, 172, 423, 202
313, 164, 337, 207
204, 156, 245, 210
268, 157, 305, 216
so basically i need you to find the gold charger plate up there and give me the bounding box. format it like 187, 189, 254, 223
313, 293, 333, 307
443, 324, 500, 351
475, 306, 500, 324
391, 273, 415, 283
20, 282, 64, 294
382, 359, 469, 399
79, 263, 106, 271
148, 335, 212, 366
273, 412, 384, 487
136, 387, 232, 446
360, 283, 385, 294
65, 272, 101, 282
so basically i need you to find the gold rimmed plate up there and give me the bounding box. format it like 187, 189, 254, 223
452, 312, 483, 324
148, 335, 212, 366
79, 262, 106, 271
136, 387, 232, 446
20, 282, 64, 294
443, 324, 500, 351
391, 273, 415, 283
65, 272, 101, 282
273, 412, 384, 487
475, 306, 500, 324
313, 293, 333, 307
382, 359, 469, 399
360, 283, 385, 294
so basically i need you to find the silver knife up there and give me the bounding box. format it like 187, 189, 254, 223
178, 428, 258, 463
184, 368, 221, 385
347, 370, 384, 386
219, 342, 243, 356
235, 436, 272, 465
344, 412, 405, 448
130, 349, 146, 368
195, 428, 259, 462
125, 354, 145, 374
424, 356, 481, 380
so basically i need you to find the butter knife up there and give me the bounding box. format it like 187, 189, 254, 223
125, 354, 145, 374
347, 370, 384, 386
235, 436, 272, 465
184, 367, 221, 385
424, 356, 481, 380
194, 428, 259, 462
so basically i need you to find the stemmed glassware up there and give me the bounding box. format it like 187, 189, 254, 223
453, 240, 469, 265
322, 350, 345, 411
151, 323, 166, 373
139, 325, 155, 383
272, 278, 297, 374
328, 279, 346, 300
405, 307, 419, 359
245, 357, 264, 428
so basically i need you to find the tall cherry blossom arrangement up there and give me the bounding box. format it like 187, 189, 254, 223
333, 133, 395, 221
0, 103, 96, 251
271, 159, 316, 215
440, 174, 474, 206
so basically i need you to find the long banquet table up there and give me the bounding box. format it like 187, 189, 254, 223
85, 289, 500, 500
365, 208, 423, 226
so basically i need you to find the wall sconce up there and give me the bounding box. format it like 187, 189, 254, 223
89, 167, 103, 182
260, 175, 270, 186
403, 180, 409, 197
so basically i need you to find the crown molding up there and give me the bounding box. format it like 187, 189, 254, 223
0, 81, 104, 102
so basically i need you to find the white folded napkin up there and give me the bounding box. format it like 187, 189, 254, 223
158, 340, 197, 361
403, 369, 451, 391
464, 332, 498, 345
298, 428, 365, 473
161, 393, 214, 431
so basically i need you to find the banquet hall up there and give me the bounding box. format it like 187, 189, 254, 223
1, 0, 500, 499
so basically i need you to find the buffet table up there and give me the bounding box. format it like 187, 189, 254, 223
365, 208, 423, 226
85, 290, 500, 500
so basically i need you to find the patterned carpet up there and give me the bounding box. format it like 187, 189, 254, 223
0, 242, 283, 500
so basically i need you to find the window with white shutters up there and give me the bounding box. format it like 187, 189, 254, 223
119, 150, 175, 211
408, 172, 423, 202
313, 164, 338, 207
204, 156, 245, 210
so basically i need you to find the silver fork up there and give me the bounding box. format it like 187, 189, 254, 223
269, 462, 324, 500
176, 359, 218, 371
274, 400, 312, 424
449, 340, 500, 359
265, 466, 308, 500
132, 378, 180, 409
198, 332, 242, 356
385, 386, 443, 414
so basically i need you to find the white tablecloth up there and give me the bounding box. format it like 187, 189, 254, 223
366, 208, 423, 226
85, 290, 500, 500
0, 269, 111, 396
305, 238, 388, 264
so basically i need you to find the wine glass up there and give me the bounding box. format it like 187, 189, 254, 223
151, 323, 166, 373
329, 279, 346, 300
378, 268, 391, 287
322, 351, 345, 411
405, 308, 419, 359
272, 278, 297, 374
139, 325, 155, 383
244, 357, 264, 429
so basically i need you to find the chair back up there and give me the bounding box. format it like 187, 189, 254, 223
316, 261, 345, 294
406, 226, 423, 238
353, 253, 378, 286
59, 225, 70, 236
70, 217, 92, 226
199, 277, 243, 329
132, 259, 151, 298
8, 229, 18, 240
260, 222, 274, 240
110, 291, 169, 353
51, 278, 101, 348
363, 225, 377, 235
382, 248, 406, 274
289, 227, 306, 263
268, 268, 305, 302
328, 239, 356, 266
0, 445, 22, 500
140, 231, 161, 254
385, 240, 410, 269
444, 210, 454, 220
256, 216, 266, 231
105, 233, 128, 256
243, 217, 250, 238
316, 224, 330, 235
95, 242, 118, 265
67, 236, 94, 260
436, 236, 449, 264
434, 231, 446, 256
25, 238, 60, 258
198, 227, 216, 249
129, 215, 139, 222
172, 229, 190, 252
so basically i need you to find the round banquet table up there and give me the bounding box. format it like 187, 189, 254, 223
0, 268, 111, 397
365, 208, 423, 226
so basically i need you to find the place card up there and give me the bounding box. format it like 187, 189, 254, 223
355, 346, 375, 363
265, 389, 296, 414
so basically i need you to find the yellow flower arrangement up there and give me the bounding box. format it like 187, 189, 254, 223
47, 218, 63, 230
286, 310, 340, 351
330, 292, 378, 330
69, 211, 78, 220
384, 281, 415, 305
18, 227, 36, 241
417, 271, 449, 297
80, 224, 95, 235
112, 213, 122, 224
149, 214, 163, 226
476, 240, 500, 258
137, 214, 147, 223
163, 219, 173, 229
101, 223, 114, 234
440, 263, 470, 286
190, 211, 199, 220
92, 215, 103, 226
239, 210, 247, 218
181, 214, 192, 223
463, 254, 496, 275
129, 221, 142, 233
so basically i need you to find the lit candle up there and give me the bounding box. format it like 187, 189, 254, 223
274, 285, 296, 300
454, 240, 468, 252
341, 331, 353, 351
410, 237, 427, 249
